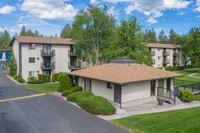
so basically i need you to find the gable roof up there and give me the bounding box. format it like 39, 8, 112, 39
147, 43, 181, 49
10, 36, 76, 46
68, 63, 183, 84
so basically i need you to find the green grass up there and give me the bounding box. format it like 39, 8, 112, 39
193, 72, 200, 78
111, 107, 200, 133
194, 95, 200, 101
21, 83, 59, 93
175, 68, 200, 76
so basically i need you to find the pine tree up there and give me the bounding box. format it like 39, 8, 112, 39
8, 52, 17, 76
20, 25, 27, 36
158, 30, 168, 44
60, 24, 71, 38
27, 29, 34, 36
168, 29, 177, 44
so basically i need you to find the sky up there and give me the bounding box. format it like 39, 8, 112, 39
0, 0, 200, 37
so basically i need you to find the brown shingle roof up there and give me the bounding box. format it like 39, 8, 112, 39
68, 63, 183, 84
147, 43, 181, 49
10, 36, 76, 45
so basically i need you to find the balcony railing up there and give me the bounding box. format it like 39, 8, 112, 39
41, 49, 55, 57
173, 52, 179, 56
151, 51, 155, 56
69, 61, 81, 70
68, 50, 76, 56
163, 59, 170, 64
41, 62, 55, 70
173, 59, 179, 64
163, 51, 170, 56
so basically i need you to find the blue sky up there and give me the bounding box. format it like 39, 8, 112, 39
0, 0, 200, 36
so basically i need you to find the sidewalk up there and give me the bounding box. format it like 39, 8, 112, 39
97, 100, 200, 120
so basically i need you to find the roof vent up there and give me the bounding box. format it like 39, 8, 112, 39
110, 57, 137, 64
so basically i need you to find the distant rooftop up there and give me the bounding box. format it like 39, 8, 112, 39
10, 36, 76, 46
147, 43, 181, 49
110, 57, 136, 64
0, 49, 12, 52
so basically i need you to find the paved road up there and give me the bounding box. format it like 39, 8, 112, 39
0, 70, 129, 133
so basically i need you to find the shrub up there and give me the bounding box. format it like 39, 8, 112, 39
194, 95, 200, 101
180, 90, 194, 102
8, 51, 17, 76
13, 75, 19, 80
58, 72, 73, 92
27, 79, 44, 84
67, 91, 94, 103
38, 74, 50, 83
71, 86, 82, 92
17, 77, 24, 83
52, 73, 59, 82
27, 76, 37, 81
78, 96, 116, 115
62, 90, 73, 96
7, 72, 10, 75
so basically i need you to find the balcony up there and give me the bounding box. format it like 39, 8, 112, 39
151, 59, 155, 64
173, 60, 179, 64
68, 50, 76, 56
163, 51, 170, 56
41, 49, 55, 57
163, 59, 170, 64
173, 52, 179, 56
69, 61, 81, 70
41, 62, 55, 70
151, 51, 155, 56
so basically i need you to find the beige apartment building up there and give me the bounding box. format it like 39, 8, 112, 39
147, 43, 187, 68
9, 36, 89, 81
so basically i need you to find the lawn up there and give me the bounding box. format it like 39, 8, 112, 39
21, 83, 59, 93
175, 68, 200, 86
111, 106, 200, 133
193, 72, 200, 78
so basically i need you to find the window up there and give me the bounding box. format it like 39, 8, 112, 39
158, 48, 161, 51
29, 71, 35, 77
29, 44, 35, 49
158, 56, 160, 60
29, 57, 35, 63
107, 82, 112, 89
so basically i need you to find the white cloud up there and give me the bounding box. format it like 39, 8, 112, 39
103, 0, 190, 24
179, 12, 186, 15
197, 15, 200, 17
18, 24, 28, 27
195, 0, 200, 12
0, 5, 16, 14
91, 0, 100, 4
0, 27, 3, 32
20, 0, 79, 21
108, 6, 120, 18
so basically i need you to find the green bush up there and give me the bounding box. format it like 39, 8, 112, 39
67, 91, 94, 103
8, 51, 17, 76
78, 96, 116, 115
180, 90, 194, 102
7, 72, 10, 75
38, 74, 50, 83
71, 86, 82, 92
62, 89, 73, 96
194, 95, 200, 101
58, 72, 73, 92
13, 75, 19, 80
27, 76, 37, 81
27, 79, 44, 84
17, 77, 24, 83
52, 73, 59, 82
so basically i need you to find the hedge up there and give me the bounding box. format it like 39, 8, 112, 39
27, 79, 44, 84
58, 72, 73, 92
52, 73, 59, 82
7, 72, 10, 75
67, 91, 116, 115
27, 76, 37, 81
38, 74, 50, 83
17, 77, 24, 83
165, 63, 200, 71
61, 86, 82, 97
62, 90, 73, 96
13, 75, 19, 80
180, 90, 194, 102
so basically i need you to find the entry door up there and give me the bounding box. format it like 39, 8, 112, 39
151, 80, 156, 96
158, 79, 164, 95
114, 84, 121, 104
167, 78, 171, 92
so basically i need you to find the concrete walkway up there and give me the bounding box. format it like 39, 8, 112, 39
98, 101, 200, 120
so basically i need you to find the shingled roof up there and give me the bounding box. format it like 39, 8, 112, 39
147, 43, 181, 49
68, 63, 183, 84
10, 36, 76, 46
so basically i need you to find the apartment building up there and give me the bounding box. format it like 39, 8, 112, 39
9, 36, 87, 81
147, 43, 186, 68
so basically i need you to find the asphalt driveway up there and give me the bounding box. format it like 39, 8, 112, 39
0, 70, 129, 133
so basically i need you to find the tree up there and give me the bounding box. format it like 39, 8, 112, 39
70, 5, 116, 65
8, 52, 17, 76
58, 72, 73, 92
168, 29, 177, 44
142, 29, 157, 43
182, 27, 200, 65
60, 24, 71, 38
158, 30, 168, 44
103, 17, 152, 66
27, 29, 34, 36
0, 30, 11, 49
34, 30, 39, 36
20, 25, 27, 36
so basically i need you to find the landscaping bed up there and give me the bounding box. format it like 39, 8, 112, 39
111, 106, 200, 133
